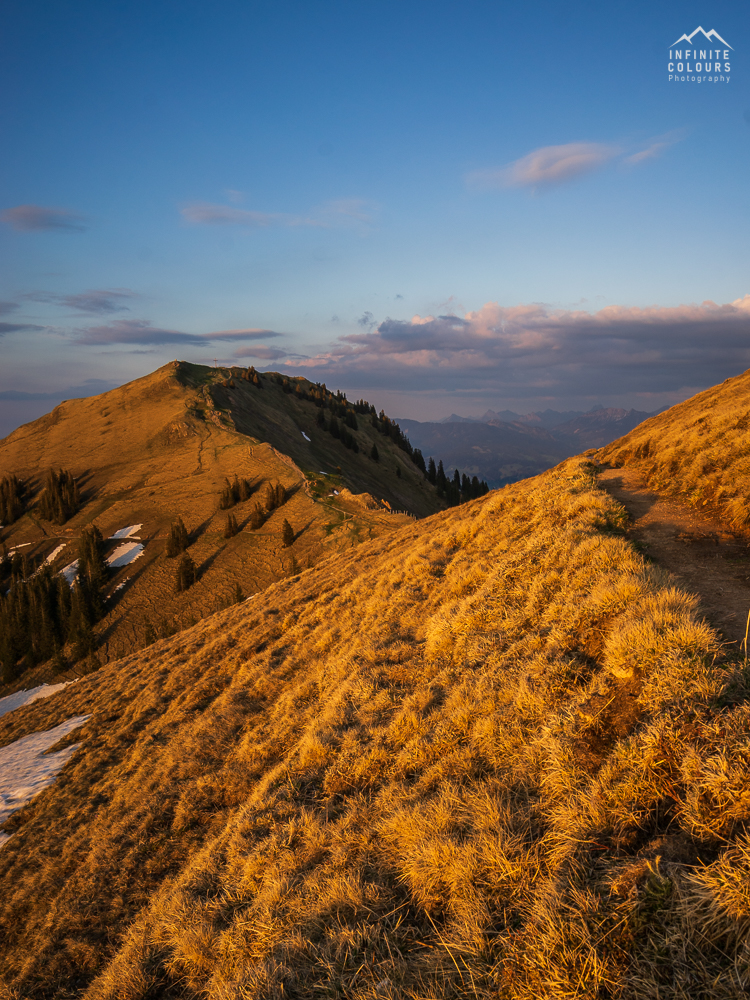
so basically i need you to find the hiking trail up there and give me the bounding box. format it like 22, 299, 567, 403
598, 465, 750, 650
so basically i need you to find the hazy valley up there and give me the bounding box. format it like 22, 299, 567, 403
399, 405, 658, 487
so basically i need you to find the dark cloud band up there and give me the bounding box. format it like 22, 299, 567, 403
74, 319, 287, 346
290, 296, 750, 400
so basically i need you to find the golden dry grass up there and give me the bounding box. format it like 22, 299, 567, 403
598, 366, 750, 531
1, 455, 748, 997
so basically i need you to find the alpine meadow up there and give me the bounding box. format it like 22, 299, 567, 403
2, 364, 750, 998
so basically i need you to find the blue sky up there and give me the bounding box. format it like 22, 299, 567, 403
1, 0, 749, 433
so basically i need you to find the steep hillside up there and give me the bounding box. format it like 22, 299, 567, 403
598, 367, 750, 529
0, 454, 747, 999
0, 362, 442, 680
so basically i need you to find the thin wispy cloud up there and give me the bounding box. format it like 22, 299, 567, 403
207, 328, 283, 341
0, 321, 45, 337
469, 142, 620, 191
468, 133, 684, 191
1, 204, 87, 232
232, 345, 289, 360
181, 204, 282, 227
0, 301, 19, 316
181, 198, 374, 229
26, 288, 137, 314
74, 319, 287, 346
288, 295, 750, 399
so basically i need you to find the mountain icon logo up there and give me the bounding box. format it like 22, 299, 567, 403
670, 26, 732, 49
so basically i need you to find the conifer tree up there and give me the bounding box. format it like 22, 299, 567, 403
370, 443, 379, 462
143, 618, 156, 646
281, 518, 294, 547
224, 513, 239, 538
39, 469, 80, 524
0, 474, 24, 525
52, 643, 67, 675
427, 457, 437, 484
249, 503, 265, 529
219, 480, 233, 509
166, 518, 189, 557
77, 524, 108, 622
265, 482, 287, 513
175, 553, 196, 592
436, 460, 447, 495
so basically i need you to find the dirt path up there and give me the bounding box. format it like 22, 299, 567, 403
598, 466, 750, 651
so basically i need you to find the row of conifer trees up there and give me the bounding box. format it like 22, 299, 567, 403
0, 525, 107, 681
0, 475, 24, 526
425, 458, 489, 505
0, 469, 81, 530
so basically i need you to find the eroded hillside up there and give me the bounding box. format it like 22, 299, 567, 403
1, 457, 747, 999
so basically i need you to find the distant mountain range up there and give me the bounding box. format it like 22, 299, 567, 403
398, 405, 660, 487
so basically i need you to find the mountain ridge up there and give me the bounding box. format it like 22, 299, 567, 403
0, 361, 446, 683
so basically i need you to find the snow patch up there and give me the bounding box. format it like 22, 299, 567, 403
109, 524, 142, 540
0, 715, 89, 846
107, 542, 144, 569
42, 544, 66, 567
61, 560, 79, 585
0, 682, 74, 721
8, 543, 31, 553
301, 431, 311, 442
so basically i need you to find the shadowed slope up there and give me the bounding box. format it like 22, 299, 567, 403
1, 458, 747, 998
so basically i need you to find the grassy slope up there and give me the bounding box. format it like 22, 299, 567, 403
598, 367, 750, 529
0, 362, 440, 675
1, 457, 747, 998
